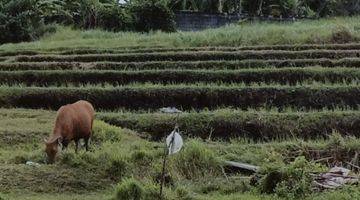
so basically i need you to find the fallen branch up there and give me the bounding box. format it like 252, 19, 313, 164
313, 156, 333, 163
224, 161, 260, 172
345, 161, 360, 171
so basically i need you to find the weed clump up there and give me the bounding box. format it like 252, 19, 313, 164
106, 156, 129, 181
330, 26, 355, 43
170, 140, 221, 179
114, 178, 163, 200
92, 120, 122, 143
114, 178, 144, 200
60, 151, 98, 168
174, 186, 195, 200
130, 150, 153, 165
327, 129, 345, 149
257, 156, 325, 199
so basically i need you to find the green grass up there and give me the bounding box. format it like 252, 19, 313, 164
1, 67, 360, 86
0, 108, 358, 200
99, 109, 360, 140
5, 43, 360, 56
1, 17, 360, 51
1, 16, 360, 200
2, 192, 112, 200
4, 58, 360, 71
0, 84, 360, 110
12, 50, 360, 63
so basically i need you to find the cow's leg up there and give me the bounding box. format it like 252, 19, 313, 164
74, 139, 79, 154
62, 140, 69, 150
84, 137, 90, 152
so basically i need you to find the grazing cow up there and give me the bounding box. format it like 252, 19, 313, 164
44, 100, 95, 163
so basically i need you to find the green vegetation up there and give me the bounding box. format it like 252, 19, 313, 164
1, 16, 360, 50
0, 0, 177, 44
5, 58, 360, 71
13, 50, 360, 63
2, 0, 360, 44
98, 109, 360, 140
5, 43, 360, 56
2, 67, 360, 86
1, 16, 360, 200
0, 0, 50, 44
1, 84, 360, 110
0, 108, 359, 200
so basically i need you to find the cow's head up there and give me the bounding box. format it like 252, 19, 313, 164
44, 137, 62, 164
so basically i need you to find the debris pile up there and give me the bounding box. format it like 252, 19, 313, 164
313, 166, 359, 189
159, 107, 182, 114
26, 161, 41, 167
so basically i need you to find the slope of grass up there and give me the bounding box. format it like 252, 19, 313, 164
1, 67, 360, 86
5, 43, 360, 57
99, 109, 360, 140
1, 17, 360, 51
1, 16, 360, 200
4, 58, 360, 71
13, 50, 360, 63
1, 84, 360, 110
0, 108, 358, 200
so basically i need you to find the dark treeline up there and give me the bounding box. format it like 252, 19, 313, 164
0, 0, 175, 44
1, 0, 360, 44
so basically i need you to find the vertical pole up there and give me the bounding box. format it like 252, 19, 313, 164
159, 142, 168, 198
159, 125, 178, 198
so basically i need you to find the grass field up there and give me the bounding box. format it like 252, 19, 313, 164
0, 16, 360, 51
0, 18, 360, 200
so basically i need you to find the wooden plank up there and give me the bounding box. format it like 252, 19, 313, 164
224, 161, 260, 172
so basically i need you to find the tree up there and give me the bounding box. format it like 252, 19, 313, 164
0, 0, 46, 44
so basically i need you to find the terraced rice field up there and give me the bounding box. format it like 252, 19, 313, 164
1, 43, 360, 199
2, 44, 360, 141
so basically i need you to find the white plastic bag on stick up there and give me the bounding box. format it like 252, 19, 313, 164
166, 130, 183, 155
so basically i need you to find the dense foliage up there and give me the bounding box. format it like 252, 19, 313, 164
0, 0, 47, 44
172, 0, 360, 17
130, 0, 176, 32
0, 0, 175, 44
1, 0, 360, 44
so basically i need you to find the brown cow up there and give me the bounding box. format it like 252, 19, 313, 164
44, 100, 95, 163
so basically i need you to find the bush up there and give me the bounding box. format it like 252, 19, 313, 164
329, 26, 355, 43
92, 120, 122, 143
106, 157, 129, 181
143, 181, 162, 200
114, 178, 162, 200
170, 140, 221, 179
258, 156, 325, 199
174, 186, 195, 200
114, 178, 144, 200
129, 0, 175, 32
98, 4, 133, 31
0, 0, 46, 44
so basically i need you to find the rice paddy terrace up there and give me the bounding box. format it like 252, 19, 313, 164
1, 43, 360, 199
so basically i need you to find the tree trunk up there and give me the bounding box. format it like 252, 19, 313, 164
257, 0, 263, 16
218, 0, 223, 13
239, 0, 242, 14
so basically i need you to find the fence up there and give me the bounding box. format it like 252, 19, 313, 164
175, 11, 243, 31
175, 11, 304, 31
